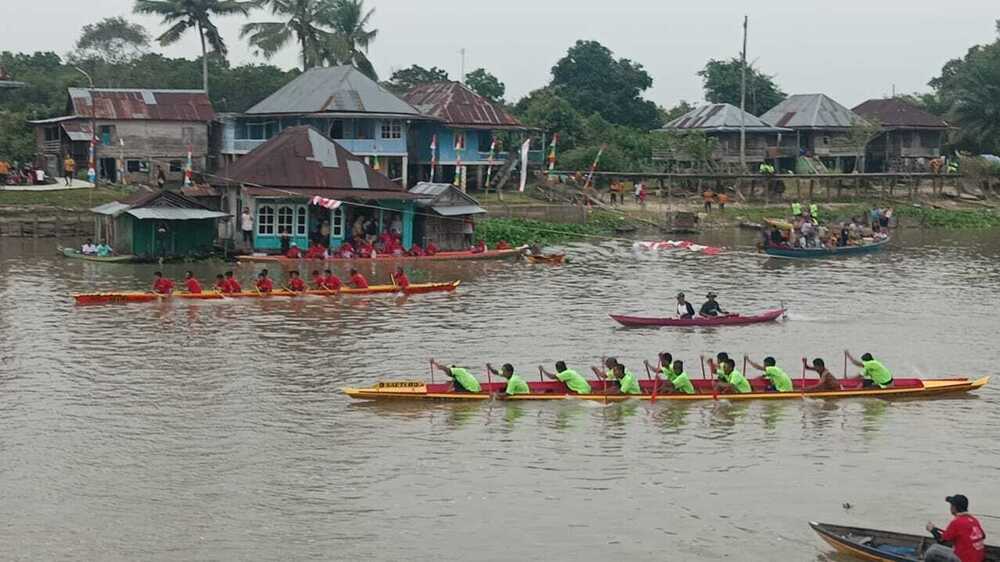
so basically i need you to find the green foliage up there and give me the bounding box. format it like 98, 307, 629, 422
134, 0, 254, 55
477, 215, 619, 246
894, 206, 1000, 229
383, 64, 449, 94
514, 88, 583, 148
0, 111, 36, 162
73, 17, 150, 67
241, 0, 335, 70
322, 0, 379, 80
698, 58, 786, 115
660, 101, 694, 123
464, 68, 505, 103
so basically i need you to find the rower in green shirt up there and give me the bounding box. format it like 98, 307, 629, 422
487, 362, 530, 397
712, 358, 752, 394
541, 361, 591, 395
431, 360, 481, 393
610, 363, 642, 395
745, 354, 794, 392
644, 353, 695, 394
846, 351, 894, 388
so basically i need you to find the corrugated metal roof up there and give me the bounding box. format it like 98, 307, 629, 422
126, 208, 229, 220
243, 186, 419, 200
409, 182, 485, 215
246, 65, 424, 117
852, 98, 950, 129
433, 204, 486, 216
760, 94, 863, 129
403, 82, 526, 129
91, 189, 222, 219
661, 103, 790, 133
61, 121, 93, 141
91, 202, 131, 216
68, 88, 215, 122
229, 125, 406, 192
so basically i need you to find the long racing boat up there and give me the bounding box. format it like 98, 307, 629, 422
73, 281, 460, 304
236, 246, 527, 265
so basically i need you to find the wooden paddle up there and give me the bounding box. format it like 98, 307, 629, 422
429, 358, 435, 384
537, 365, 544, 384
645, 363, 658, 403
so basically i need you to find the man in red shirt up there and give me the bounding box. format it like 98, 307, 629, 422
287, 270, 306, 292
223, 271, 241, 293
183, 271, 202, 293
425, 242, 439, 256
323, 269, 342, 291
152, 272, 174, 294
391, 266, 410, 289
255, 270, 274, 293
286, 243, 301, 259
337, 241, 354, 259
214, 274, 227, 292
311, 270, 325, 289
926, 494, 987, 562
304, 242, 326, 260
349, 268, 369, 289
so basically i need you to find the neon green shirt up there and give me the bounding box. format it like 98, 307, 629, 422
669, 370, 695, 394
660, 365, 675, 379
556, 369, 591, 394
764, 366, 794, 392
810, 204, 819, 220
449, 367, 481, 392
726, 369, 752, 393
618, 370, 642, 395
504, 374, 530, 395
791, 202, 802, 215
862, 360, 893, 387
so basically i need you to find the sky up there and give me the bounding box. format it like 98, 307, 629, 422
1, 0, 997, 110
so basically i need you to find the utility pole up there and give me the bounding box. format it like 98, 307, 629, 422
75, 66, 97, 186
739, 15, 748, 171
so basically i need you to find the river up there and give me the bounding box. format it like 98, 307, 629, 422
0, 230, 998, 561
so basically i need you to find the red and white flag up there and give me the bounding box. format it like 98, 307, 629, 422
310, 195, 343, 210
547, 134, 559, 174
583, 144, 606, 189
518, 138, 531, 192
430, 134, 438, 182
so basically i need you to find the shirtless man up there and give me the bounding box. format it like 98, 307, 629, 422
802, 357, 841, 392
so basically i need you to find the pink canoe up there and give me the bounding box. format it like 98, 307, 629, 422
610, 308, 786, 327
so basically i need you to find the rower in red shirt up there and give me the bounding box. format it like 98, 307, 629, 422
323, 269, 342, 290
357, 242, 373, 258
349, 268, 369, 289
496, 240, 512, 250
391, 266, 410, 289
304, 242, 326, 260
408, 243, 425, 257
926, 494, 987, 562
255, 269, 274, 293
183, 271, 202, 293
311, 270, 325, 288
152, 271, 174, 294
214, 274, 227, 292
287, 270, 306, 292
337, 241, 354, 259
286, 243, 302, 259
470, 240, 486, 254
224, 271, 241, 293
426, 242, 439, 256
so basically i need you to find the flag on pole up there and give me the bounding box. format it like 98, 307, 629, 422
87, 136, 96, 184
372, 154, 381, 172
583, 144, 606, 190
485, 137, 497, 188
546, 134, 559, 175
453, 132, 465, 187
518, 138, 531, 192
184, 144, 193, 187
310, 195, 343, 210
429, 134, 438, 182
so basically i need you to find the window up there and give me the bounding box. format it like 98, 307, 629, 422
169, 160, 183, 172
331, 207, 344, 238
296, 206, 307, 236
380, 120, 402, 139
99, 125, 115, 145
247, 121, 275, 140
478, 131, 493, 150
901, 133, 912, 148
126, 159, 149, 173
355, 120, 373, 139
257, 205, 275, 235
44, 127, 60, 142
454, 131, 466, 151
277, 205, 294, 234
234, 121, 248, 139
329, 120, 344, 139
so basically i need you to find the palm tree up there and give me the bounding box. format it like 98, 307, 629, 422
323, 0, 378, 80
134, 0, 254, 94
241, 0, 335, 71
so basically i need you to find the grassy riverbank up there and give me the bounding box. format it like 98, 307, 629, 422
0, 185, 133, 209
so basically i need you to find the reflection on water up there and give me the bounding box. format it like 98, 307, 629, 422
1, 230, 999, 560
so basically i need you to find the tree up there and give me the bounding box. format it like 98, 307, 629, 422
513, 88, 583, 149
74, 17, 150, 66
464, 68, 505, 103
382, 64, 448, 94
322, 0, 378, 80
698, 58, 786, 115
241, 0, 335, 71
845, 117, 882, 172
134, 0, 255, 94
660, 101, 694, 123
549, 40, 660, 130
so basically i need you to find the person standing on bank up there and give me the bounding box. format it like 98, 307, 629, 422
240, 207, 254, 250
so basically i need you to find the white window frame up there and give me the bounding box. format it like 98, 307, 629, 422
380, 120, 402, 139
295, 205, 307, 236
331, 206, 345, 238
257, 205, 275, 235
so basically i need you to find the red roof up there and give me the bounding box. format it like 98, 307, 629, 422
403, 82, 526, 129
852, 98, 949, 129
68, 88, 215, 122
229, 126, 405, 192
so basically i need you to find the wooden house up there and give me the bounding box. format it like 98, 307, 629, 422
408, 182, 487, 250
852, 98, 951, 172
760, 94, 867, 172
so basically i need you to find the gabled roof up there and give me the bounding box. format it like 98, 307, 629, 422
662, 103, 790, 133
403, 82, 526, 130
409, 182, 487, 215
229, 125, 405, 192
92, 189, 228, 220
67, 88, 215, 121
246, 65, 425, 118
852, 98, 950, 129
760, 94, 863, 129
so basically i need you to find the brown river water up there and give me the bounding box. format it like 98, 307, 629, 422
1, 230, 999, 561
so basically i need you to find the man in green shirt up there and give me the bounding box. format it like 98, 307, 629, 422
665, 360, 696, 394
431, 360, 481, 393
610, 363, 642, 395
745, 355, 794, 392
541, 361, 591, 395
846, 351, 894, 388
713, 358, 752, 394
488, 362, 530, 397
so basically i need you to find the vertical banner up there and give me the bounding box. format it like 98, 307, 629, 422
184, 144, 193, 187
87, 138, 96, 184
429, 134, 438, 182
518, 138, 531, 192
485, 137, 497, 188
546, 133, 559, 175
583, 144, 606, 190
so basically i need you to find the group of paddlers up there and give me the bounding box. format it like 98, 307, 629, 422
430, 350, 895, 396
150, 266, 412, 295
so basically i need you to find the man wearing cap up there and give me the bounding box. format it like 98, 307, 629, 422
925, 494, 986, 562
675, 293, 695, 319
699, 292, 729, 317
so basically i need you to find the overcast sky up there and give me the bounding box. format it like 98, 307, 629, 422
2, 0, 997, 109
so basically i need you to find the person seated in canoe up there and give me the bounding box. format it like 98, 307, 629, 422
408, 243, 426, 257
802, 358, 842, 392
391, 266, 410, 289
496, 240, 512, 250
337, 241, 355, 259
287, 270, 306, 292
711, 358, 751, 394
348, 268, 369, 289
214, 274, 227, 292
357, 240, 375, 259
528, 244, 543, 256
675, 292, 695, 319
152, 271, 174, 295
591, 357, 619, 381
223, 271, 241, 293
470, 240, 487, 254
311, 270, 325, 289
426, 242, 439, 256
745, 355, 793, 392
925, 494, 987, 562
706, 352, 730, 381
430, 360, 481, 393
846, 351, 894, 389
255, 270, 274, 293
609, 363, 642, 395
699, 292, 730, 317
95, 241, 112, 257
183, 271, 202, 294
487, 363, 530, 398
645, 353, 695, 395
304, 242, 326, 260
286, 242, 302, 259
81, 239, 97, 255
540, 361, 591, 395
322, 269, 342, 291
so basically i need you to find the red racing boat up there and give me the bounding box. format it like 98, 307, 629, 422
610, 308, 786, 327
236, 246, 526, 265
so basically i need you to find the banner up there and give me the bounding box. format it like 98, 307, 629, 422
583, 144, 606, 189
310, 195, 343, 210
184, 144, 193, 187
484, 137, 497, 187
429, 134, 438, 182
546, 133, 558, 174
518, 139, 531, 192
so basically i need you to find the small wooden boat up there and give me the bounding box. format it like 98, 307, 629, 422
610, 308, 786, 327
344, 376, 988, 402
236, 246, 527, 265
525, 253, 566, 264
764, 237, 889, 258
810, 521, 1000, 561
73, 281, 460, 304
58, 246, 134, 263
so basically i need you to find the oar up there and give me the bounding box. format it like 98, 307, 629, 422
742, 355, 748, 377
485, 364, 493, 396
843, 350, 848, 380
645, 363, 658, 403
537, 365, 544, 384
800, 361, 807, 398
700, 355, 707, 380
429, 358, 435, 384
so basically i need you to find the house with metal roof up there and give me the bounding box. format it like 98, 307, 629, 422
655, 103, 795, 170
852, 98, 951, 172
408, 182, 487, 250
403, 81, 532, 190
218, 65, 435, 187
225, 125, 420, 252
29, 88, 214, 185
760, 94, 867, 172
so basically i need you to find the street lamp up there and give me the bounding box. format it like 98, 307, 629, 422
74, 66, 97, 185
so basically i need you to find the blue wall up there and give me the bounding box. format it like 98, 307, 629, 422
251, 198, 414, 252
411, 125, 497, 164
228, 116, 409, 155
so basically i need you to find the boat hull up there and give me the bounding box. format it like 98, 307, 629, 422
810, 521, 1000, 562
73, 281, 460, 304
236, 247, 526, 265
58, 246, 134, 263
525, 254, 566, 264
764, 238, 889, 258
610, 308, 786, 327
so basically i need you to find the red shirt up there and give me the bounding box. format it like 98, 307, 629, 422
152, 278, 174, 294
942, 515, 986, 562
226, 278, 242, 293
256, 277, 273, 292
426, 243, 439, 256
304, 246, 325, 259
409, 244, 425, 257
350, 273, 369, 289
184, 278, 202, 293
286, 246, 301, 258
471, 241, 486, 254
215, 279, 227, 292
324, 275, 342, 290
392, 272, 410, 288
357, 244, 373, 258
289, 277, 306, 291
312, 275, 325, 288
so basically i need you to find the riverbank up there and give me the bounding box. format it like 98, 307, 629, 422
0, 185, 134, 238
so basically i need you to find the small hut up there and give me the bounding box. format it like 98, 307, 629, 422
408, 182, 486, 250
